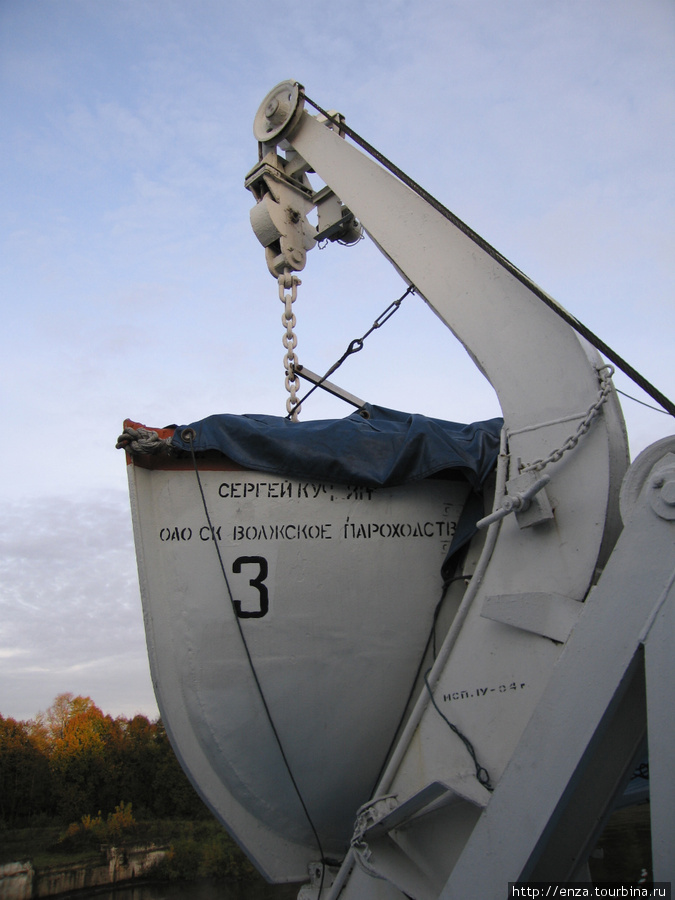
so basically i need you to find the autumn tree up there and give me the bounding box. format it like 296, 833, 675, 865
0, 694, 212, 825
36, 693, 90, 741
0, 715, 52, 825
39, 693, 123, 821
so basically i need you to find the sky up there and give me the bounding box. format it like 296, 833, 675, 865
1, 0, 673, 722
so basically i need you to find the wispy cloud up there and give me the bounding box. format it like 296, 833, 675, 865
0, 493, 157, 720
0, 0, 672, 718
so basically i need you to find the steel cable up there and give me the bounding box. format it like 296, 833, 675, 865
303, 92, 675, 419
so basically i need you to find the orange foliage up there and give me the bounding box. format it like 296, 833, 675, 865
0, 693, 209, 826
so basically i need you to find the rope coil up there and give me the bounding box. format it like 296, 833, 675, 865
115, 426, 171, 455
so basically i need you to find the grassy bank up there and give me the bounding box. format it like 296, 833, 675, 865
0, 817, 256, 883
1, 803, 652, 888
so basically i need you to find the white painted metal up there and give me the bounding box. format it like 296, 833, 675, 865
294, 364, 365, 408
127, 458, 471, 881
253, 80, 305, 144
644, 578, 675, 884
479, 592, 582, 643
253, 90, 633, 896
247, 151, 316, 276
437, 438, 675, 895
122, 81, 675, 899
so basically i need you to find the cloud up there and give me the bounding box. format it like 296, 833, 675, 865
0, 492, 157, 721
0, 0, 673, 723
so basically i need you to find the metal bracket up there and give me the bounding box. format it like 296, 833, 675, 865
294, 364, 365, 409
246, 152, 316, 276
297, 861, 338, 900
481, 592, 583, 643
313, 185, 363, 244
477, 471, 553, 530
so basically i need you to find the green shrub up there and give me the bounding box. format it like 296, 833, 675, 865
146, 821, 255, 882
105, 801, 136, 842
155, 837, 201, 881
56, 801, 137, 851
200, 830, 255, 881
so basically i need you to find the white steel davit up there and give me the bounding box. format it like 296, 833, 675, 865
119, 81, 675, 899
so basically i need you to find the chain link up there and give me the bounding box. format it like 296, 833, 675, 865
520, 365, 615, 473
279, 271, 302, 421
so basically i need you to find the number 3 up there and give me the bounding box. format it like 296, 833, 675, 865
232, 556, 269, 618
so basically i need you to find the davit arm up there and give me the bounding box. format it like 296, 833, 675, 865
244, 82, 673, 897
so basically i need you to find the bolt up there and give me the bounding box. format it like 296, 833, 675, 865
660, 480, 675, 506
265, 97, 280, 118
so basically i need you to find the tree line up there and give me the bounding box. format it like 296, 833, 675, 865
0, 693, 209, 827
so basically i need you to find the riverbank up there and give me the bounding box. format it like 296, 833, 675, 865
0, 843, 168, 900
0, 820, 259, 900
0, 803, 651, 898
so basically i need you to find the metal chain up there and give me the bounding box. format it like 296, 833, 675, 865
520, 365, 615, 473
279, 271, 302, 421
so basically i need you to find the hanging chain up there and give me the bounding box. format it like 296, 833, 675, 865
520, 365, 615, 473
279, 270, 302, 421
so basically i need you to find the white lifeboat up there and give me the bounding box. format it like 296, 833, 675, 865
121, 405, 502, 878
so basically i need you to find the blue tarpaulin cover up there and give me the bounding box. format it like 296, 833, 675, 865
171, 404, 503, 490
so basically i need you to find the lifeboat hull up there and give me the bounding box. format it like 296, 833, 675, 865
126, 442, 473, 880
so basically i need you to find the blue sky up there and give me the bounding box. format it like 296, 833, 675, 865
1, 0, 673, 721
